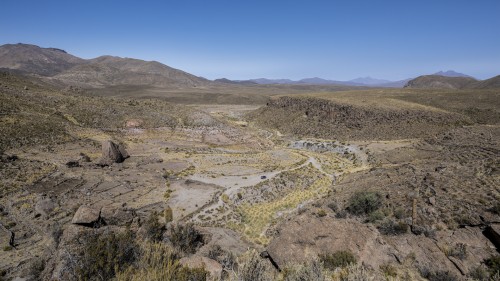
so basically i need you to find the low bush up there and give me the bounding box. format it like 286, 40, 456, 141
380, 263, 397, 278
490, 202, 500, 215
485, 255, 500, 277
115, 242, 207, 281
28, 258, 45, 280
164, 206, 173, 223
320, 250, 357, 271
143, 211, 165, 242
327, 202, 338, 212
76, 230, 139, 281
237, 250, 273, 281
366, 210, 385, 223
468, 266, 490, 281
207, 244, 237, 271
447, 243, 467, 260
316, 209, 327, 217
346, 191, 383, 216
169, 223, 203, 254
283, 259, 324, 281
419, 268, 457, 281
378, 220, 408, 236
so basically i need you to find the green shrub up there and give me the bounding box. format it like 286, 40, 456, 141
169, 223, 203, 254
28, 258, 45, 280
115, 242, 207, 281
393, 207, 405, 219
327, 202, 338, 212
283, 260, 324, 281
347, 191, 383, 216
144, 211, 165, 242
316, 209, 327, 217
366, 210, 385, 223
447, 243, 467, 260
320, 250, 357, 270
76, 230, 138, 281
378, 220, 408, 235
490, 202, 500, 214
238, 250, 272, 281
164, 206, 173, 223
207, 244, 237, 271
468, 266, 490, 281
419, 269, 457, 281
485, 255, 500, 277
380, 263, 397, 278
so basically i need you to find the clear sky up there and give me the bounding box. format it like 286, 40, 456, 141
1, 0, 499, 80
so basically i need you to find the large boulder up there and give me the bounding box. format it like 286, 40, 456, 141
266, 216, 394, 270
267, 214, 497, 277
99, 140, 129, 166
71, 205, 103, 227
179, 255, 222, 280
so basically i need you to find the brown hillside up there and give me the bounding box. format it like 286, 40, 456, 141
404, 75, 477, 89
0, 43, 85, 76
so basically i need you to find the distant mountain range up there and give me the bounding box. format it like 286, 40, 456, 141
0, 43, 498, 89
218, 70, 475, 88
219, 77, 411, 88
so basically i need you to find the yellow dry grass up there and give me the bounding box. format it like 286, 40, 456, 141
237, 175, 332, 245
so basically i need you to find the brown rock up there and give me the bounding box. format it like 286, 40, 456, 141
71, 205, 102, 227
100, 205, 135, 226
100, 140, 129, 166
428, 196, 436, 206
179, 255, 222, 280
266, 216, 394, 270
35, 197, 57, 217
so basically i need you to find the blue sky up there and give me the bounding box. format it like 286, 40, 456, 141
1, 0, 499, 80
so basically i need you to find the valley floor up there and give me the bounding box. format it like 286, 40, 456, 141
0, 73, 499, 280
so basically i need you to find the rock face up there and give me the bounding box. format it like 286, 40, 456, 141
99, 140, 129, 166
266, 214, 497, 277
179, 255, 222, 280
100, 206, 136, 226
266, 216, 393, 270
484, 224, 500, 249
71, 205, 103, 227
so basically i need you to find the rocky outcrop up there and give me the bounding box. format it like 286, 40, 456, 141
266, 216, 394, 270
484, 224, 500, 249
251, 96, 467, 141
179, 255, 223, 280
266, 214, 497, 277
100, 206, 136, 226
99, 140, 129, 166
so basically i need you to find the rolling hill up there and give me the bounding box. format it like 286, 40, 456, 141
0, 43, 209, 88
404, 74, 500, 89
53, 56, 209, 88
0, 43, 85, 76
404, 75, 478, 89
